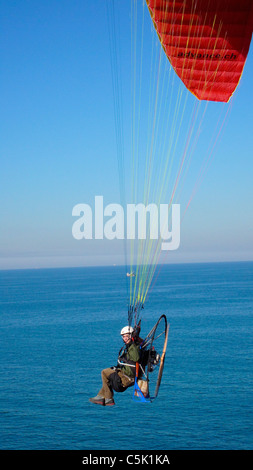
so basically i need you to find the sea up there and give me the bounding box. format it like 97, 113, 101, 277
0, 261, 252, 451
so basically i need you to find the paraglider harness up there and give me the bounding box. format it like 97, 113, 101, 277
108, 323, 142, 393
108, 321, 160, 393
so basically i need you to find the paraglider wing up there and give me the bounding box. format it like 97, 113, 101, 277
146, 0, 253, 102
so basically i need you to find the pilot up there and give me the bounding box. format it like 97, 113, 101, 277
89, 326, 140, 406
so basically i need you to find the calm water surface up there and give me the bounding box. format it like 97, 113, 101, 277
0, 262, 252, 449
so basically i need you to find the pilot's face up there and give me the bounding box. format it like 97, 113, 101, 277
122, 333, 131, 344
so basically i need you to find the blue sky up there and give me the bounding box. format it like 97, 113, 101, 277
1, 0, 253, 270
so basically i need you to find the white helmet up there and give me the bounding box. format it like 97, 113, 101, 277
120, 325, 134, 336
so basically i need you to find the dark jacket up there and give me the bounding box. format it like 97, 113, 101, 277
118, 342, 140, 377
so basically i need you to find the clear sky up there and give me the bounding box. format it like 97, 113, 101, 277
1, 0, 253, 270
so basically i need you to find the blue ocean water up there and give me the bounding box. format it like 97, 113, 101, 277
0, 262, 252, 450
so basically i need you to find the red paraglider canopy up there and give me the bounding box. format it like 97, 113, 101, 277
146, 0, 253, 102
